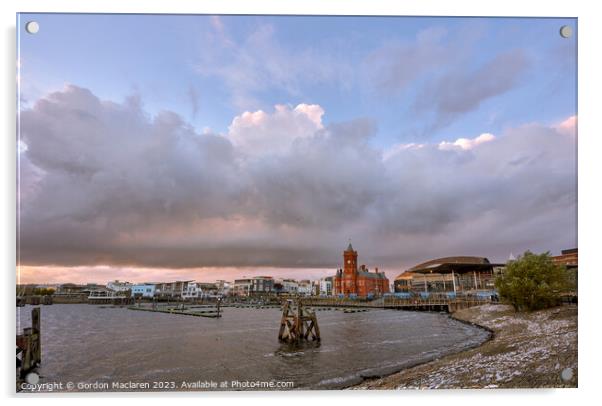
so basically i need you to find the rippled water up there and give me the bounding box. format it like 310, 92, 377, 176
17, 304, 489, 391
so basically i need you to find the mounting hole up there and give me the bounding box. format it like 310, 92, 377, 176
25, 372, 40, 384
25, 21, 39, 35
559, 25, 572, 38
561, 367, 574, 382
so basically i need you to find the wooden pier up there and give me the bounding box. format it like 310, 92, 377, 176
16, 308, 41, 381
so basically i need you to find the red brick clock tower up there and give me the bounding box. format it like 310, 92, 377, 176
343, 243, 358, 295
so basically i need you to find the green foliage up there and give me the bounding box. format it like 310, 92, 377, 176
495, 251, 570, 312
34, 287, 55, 296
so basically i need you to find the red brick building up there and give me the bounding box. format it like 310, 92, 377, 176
333, 243, 390, 297
551, 248, 578, 267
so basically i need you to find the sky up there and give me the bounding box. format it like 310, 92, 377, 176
16, 14, 577, 284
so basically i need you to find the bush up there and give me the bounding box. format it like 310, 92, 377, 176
495, 251, 569, 312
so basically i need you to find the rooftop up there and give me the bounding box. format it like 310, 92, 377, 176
357, 270, 388, 280
396, 256, 505, 279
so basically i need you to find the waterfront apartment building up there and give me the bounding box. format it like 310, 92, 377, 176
319, 277, 334, 296
154, 281, 193, 298
215, 280, 232, 296
312, 280, 321, 296
333, 243, 390, 297
197, 282, 219, 297
233, 278, 253, 296
281, 279, 299, 294
298, 280, 313, 296
131, 283, 156, 298
250, 276, 274, 295
181, 282, 200, 300
106, 280, 132, 292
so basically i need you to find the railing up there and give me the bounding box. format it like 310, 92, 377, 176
383, 296, 491, 308
302, 295, 493, 309
88, 291, 129, 300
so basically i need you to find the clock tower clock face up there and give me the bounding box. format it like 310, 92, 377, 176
347, 260, 351, 264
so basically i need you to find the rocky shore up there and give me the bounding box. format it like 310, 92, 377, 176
353, 304, 577, 389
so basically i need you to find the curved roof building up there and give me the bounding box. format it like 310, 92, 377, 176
394, 256, 505, 293
403, 256, 498, 275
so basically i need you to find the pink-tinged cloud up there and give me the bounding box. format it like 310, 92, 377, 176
228, 103, 324, 156
555, 115, 577, 137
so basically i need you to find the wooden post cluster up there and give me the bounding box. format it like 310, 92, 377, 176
278, 299, 320, 343
16, 308, 41, 379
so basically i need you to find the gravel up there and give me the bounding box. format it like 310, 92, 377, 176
351, 304, 577, 389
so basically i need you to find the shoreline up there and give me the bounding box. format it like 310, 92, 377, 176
350, 304, 578, 389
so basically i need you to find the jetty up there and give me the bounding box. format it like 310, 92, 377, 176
127, 300, 222, 318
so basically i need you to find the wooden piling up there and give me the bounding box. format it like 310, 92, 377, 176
278, 299, 320, 343
16, 308, 41, 379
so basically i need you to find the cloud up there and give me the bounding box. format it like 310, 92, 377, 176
18, 86, 576, 273
363, 23, 530, 134
197, 20, 352, 110
186, 85, 200, 119
381, 142, 426, 161
366, 26, 455, 94
554, 115, 577, 137
227, 103, 324, 156
414, 50, 530, 130
438, 133, 496, 151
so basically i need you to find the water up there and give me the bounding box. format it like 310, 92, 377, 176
17, 304, 489, 391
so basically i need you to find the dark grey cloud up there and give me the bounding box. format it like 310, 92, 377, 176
18, 85, 576, 271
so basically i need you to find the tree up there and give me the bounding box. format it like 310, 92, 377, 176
495, 251, 570, 312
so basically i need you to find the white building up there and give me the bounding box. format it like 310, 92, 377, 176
250, 276, 274, 294
154, 281, 193, 298
281, 279, 299, 294
106, 280, 132, 292
233, 279, 252, 297
131, 283, 156, 298
215, 280, 232, 296
182, 282, 199, 300
298, 280, 313, 296
319, 277, 334, 296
